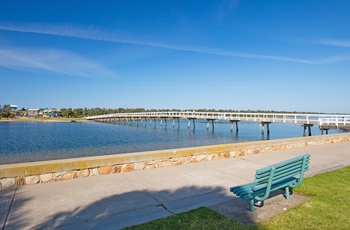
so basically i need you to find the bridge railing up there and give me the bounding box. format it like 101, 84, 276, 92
85, 111, 350, 127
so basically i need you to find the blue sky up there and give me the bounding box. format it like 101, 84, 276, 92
1, 0, 349, 113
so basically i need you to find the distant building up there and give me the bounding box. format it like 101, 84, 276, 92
27, 109, 40, 118
41, 108, 62, 118
9, 105, 18, 111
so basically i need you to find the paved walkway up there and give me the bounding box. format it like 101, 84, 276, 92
1, 141, 349, 229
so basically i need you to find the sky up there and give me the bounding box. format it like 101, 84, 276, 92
1, 0, 350, 113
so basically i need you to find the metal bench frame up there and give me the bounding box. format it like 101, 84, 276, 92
230, 154, 311, 213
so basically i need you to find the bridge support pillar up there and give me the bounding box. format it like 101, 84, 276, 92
230, 120, 240, 133
207, 119, 215, 131
188, 118, 196, 130
301, 124, 314, 136
320, 129, 329, 135
172, 117, 180, 128
260, 122, 272, 135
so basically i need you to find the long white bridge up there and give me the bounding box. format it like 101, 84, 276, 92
86, 111, 350, 136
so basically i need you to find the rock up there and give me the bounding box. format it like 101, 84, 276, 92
161, 160, 173, 167
195, 155, 207, 162
91, 168, 99, 176
62, 172, 77, 180
99, 166, 112, 175
235, 150, 246, 157
189, 158, 198, 163
40, 173, 53, 183
121, 164, 134, 172
145, 164, 156, 169
1, 178, 16, 188
77, 169, 90, 177
16, 177, 25, 186
25, 176, 40, 185
247, 148, 260, 155
113, 165, 122, 173
134, 162, 146, 171
207, 154, 219, 161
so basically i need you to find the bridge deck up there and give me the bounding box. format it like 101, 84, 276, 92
86, 111, 350, 129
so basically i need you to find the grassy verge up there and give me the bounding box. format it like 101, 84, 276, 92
124, 166, 350, 230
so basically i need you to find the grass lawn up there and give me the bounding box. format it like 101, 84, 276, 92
124, 166, 350, 230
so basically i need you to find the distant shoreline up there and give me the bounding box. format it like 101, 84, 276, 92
0, 117, 90, 123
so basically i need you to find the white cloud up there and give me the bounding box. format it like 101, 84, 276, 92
0, 46, 116, 77
0, 22, 349, 65
316, 39, 350, 48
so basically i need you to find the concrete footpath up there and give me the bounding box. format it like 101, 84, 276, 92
1, 141, 349, 229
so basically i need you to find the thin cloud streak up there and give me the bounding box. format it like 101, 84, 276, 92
0, 46, 116, 77
316, 39, 350, 48
0, 21, 330, 64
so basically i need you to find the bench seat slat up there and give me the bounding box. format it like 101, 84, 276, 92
254, 166, 309, 189
256, 164, 309, 182
256, 158, 310, 179
256, 155, 310, 175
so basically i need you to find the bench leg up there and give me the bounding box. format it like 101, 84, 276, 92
250, 199, 255, 213
285, 187, 290, 200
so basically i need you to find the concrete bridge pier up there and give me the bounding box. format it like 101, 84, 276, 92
302, 124, 314, 136
319, 125, 332, 135
160, 117, 167, 128
260, 122, 272, 135
188, 118, 196, 130
321, 128, 329, 135
206, 119, 215, 131
229, 120, 240, 133
172, 117, 181, 128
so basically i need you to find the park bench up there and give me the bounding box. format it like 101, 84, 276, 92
230, 154, 310, 213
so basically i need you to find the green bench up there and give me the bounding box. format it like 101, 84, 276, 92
230, 154, 310, 213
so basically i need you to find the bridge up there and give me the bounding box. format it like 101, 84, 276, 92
85, 111, 350, 136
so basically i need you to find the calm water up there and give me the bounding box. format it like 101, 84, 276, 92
0, 121, 344, 164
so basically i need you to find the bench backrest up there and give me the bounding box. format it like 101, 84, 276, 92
253, 154, 310, 191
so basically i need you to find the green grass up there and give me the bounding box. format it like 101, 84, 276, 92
124, 166, 350, 230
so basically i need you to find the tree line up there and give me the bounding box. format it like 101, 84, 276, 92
1, 104, 335, 119
60, 107, 331, 118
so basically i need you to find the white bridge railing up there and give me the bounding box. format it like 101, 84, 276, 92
86, 111, 350, 128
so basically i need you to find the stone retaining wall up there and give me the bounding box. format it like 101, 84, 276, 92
1, 133, 350, 189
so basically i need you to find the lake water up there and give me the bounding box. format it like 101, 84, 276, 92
0, 121, 345, 164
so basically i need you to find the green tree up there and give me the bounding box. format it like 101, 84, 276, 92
73, 108, 84, 118
1, 104, 11, 118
